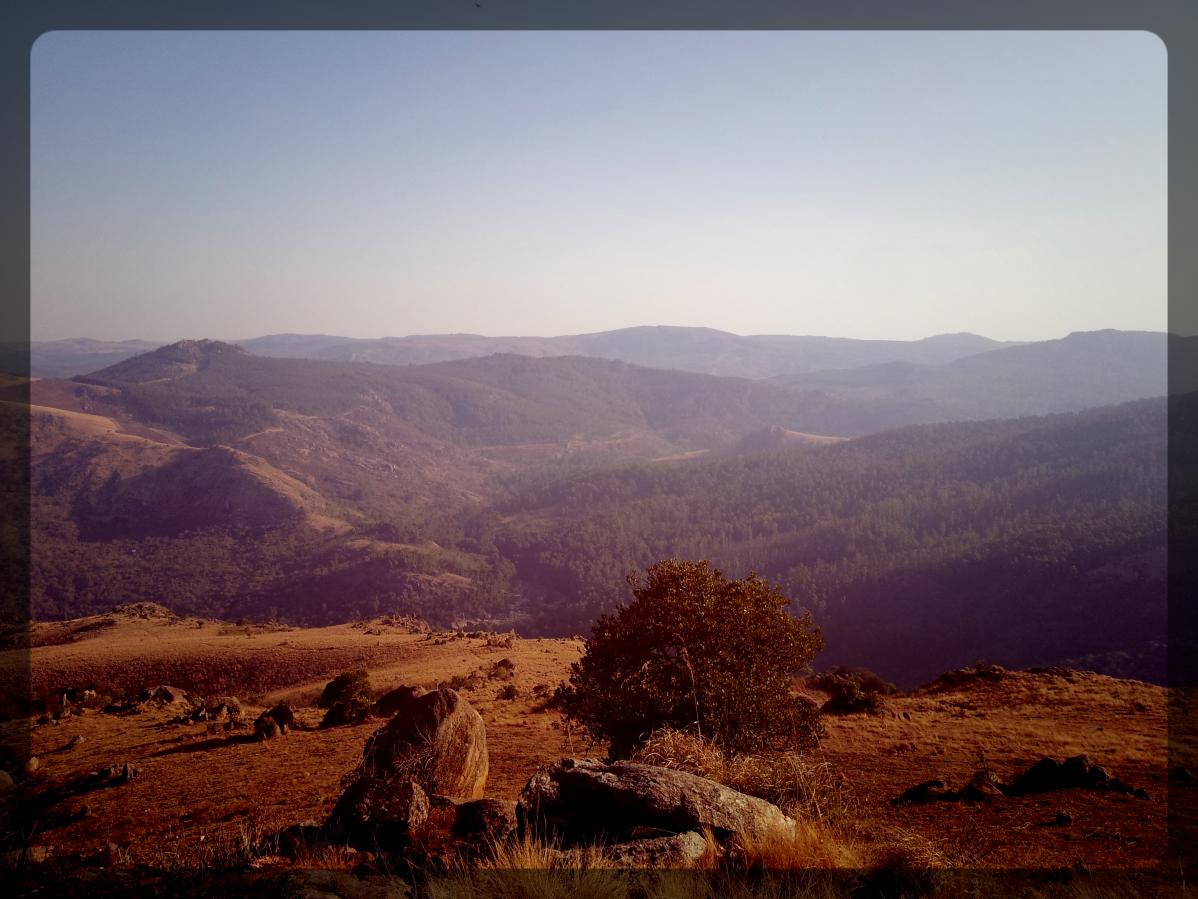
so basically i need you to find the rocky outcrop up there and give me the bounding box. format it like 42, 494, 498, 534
1006, 755, 1148, 799
517, 758, 794, 846
327, 687, 491, 854
892, 755, 1149, 804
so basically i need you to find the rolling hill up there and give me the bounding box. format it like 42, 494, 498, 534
8, 335, 1181, 687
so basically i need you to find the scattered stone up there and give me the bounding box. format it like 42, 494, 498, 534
518, 758, 795, 846
256, 703, 296, 735
892, 779, 951, 804
960, 769, 1005, 803
894, 755, 1150, 806
148, 685, 193, 706
320, 700, 373, 729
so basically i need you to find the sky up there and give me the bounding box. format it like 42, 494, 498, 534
31, 30, 1166, 343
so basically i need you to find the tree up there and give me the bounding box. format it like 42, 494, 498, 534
556, 559, 825, 756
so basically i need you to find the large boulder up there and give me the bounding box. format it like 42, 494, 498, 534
327, 688, 489, 848
358, 687, 488, 800
517, 758, 794, 846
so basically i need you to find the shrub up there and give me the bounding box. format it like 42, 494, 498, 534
812, 670, 892, 716
318, 670, 373, 709
556, 559, 824, 756
809, 666, 897, 697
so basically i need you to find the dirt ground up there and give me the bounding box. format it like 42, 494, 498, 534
0, 609, 1181, 877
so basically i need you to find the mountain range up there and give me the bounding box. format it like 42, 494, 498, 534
5, 326, 1183, 686
18, 326, 1017, 380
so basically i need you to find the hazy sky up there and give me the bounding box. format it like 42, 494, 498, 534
31, 30, 1166, 343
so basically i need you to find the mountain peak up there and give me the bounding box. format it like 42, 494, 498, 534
82, 339, 245, 383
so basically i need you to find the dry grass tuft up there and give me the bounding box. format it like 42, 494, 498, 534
725, 820, 863, 872
630, 728, 854, 825
429, 832, 627, 899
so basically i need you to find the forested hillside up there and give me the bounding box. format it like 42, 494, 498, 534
11, 338, 1179, 686
496, 397, 1169, 685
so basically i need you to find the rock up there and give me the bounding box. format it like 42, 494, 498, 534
24, 757, 39, 775
1006, 755, 1133, 796
892, 779, 951, 804
374, 686, 428, 719
117, 763, 139, 783
257, 719, 282, 741
357, 687, 488, 800
604, 830, 709, 868
320, 700, 373, 729
149, 685, 193, 706
451, 798, 516, 845
960, 769, 1005, 802
265, 703, 296, 729
329, 778, 431, 847
1052, 811, 1074, 827
327, 688, 490, 856
0, 770, 13, 788
518, 759, 794, 845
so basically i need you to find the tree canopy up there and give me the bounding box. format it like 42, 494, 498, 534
556, 559, 825, 756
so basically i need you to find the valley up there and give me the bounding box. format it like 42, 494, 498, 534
2, 329, 1180, 687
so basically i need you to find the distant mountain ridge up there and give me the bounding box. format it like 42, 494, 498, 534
24, 326, 1021, 379
10, 331, 1180, 685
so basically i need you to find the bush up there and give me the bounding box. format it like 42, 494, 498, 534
811, 667, 895, 716
318, 670, 373, 709
809, 666, 897, 697
555, 559, 825, 756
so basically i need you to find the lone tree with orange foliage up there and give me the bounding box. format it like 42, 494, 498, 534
556, 559, 825, 757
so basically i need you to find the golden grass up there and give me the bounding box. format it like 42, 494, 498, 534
630, 728, 854, 825
724, 820, 862, 872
